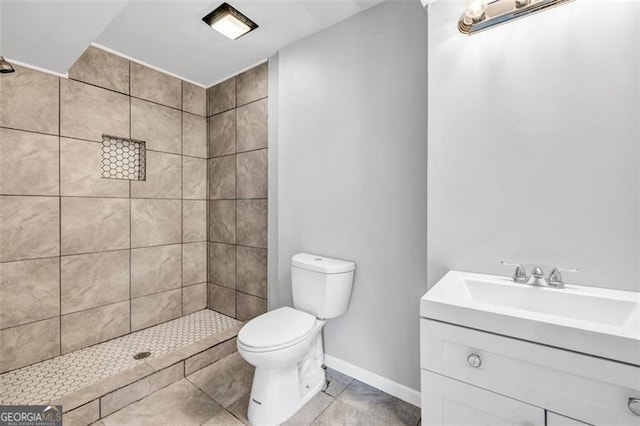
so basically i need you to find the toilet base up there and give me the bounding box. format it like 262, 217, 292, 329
247, 334, 325, 425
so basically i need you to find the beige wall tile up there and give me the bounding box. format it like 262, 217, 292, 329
61, 79, 130, 142
207, 77, 236, 116
0, 317, 60, 373
183, 200, 207, 243
182, 283, 207, 315
61, 301, 130, 353
208, 156, 236, 200
0, 258, 59, 329
69, 46, 129, 94
61, 250, 130, 314
183, 242, 207, 285
208, 110, 236, 157
208, 243, 235, 289
131, 288, 181, 331
63, 400, 100, 426
131, 150, 181, 199
236, 99, 267, 152
183, 82, 206, 117
208, 283, 236, 320
131, 98, 181, 154
236, 292, 267, 322
0, 196, 59, 262
236, 62, 268, 106
131, 199, 181, 248
236, 149, 267, 199
131, 244, 182, 298
183, 157, 207, 200
0, 128, 59, 196
130, 62, 181, 109
236, 199, 267, 248
208, 200, 235, 244
183, 113, 207, 158
60, 138, 129, 197
236, 246, 267, 299
61, 197, 129, 255
0, 65, 59, 134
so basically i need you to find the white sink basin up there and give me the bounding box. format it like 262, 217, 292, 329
421, 271, 640, 366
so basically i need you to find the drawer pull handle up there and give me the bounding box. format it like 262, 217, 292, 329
629, 398, 640, 416
467, 353, 482, 368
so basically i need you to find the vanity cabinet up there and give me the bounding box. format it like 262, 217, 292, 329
420, 319, 640, 426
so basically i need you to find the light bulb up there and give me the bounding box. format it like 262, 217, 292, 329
464, 0, 488, 21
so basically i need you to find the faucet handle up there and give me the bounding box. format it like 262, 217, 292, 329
548, 267, 578, 288
500, 261, 528, 283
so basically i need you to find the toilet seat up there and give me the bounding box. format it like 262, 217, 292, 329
238, 307, 321, 352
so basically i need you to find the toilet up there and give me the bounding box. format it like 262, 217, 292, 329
237, 253, 356, 425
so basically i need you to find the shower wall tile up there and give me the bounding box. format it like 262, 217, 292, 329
236, 246, 267, 298
61, 301, 130, 354
237, 149, 267, 199
0, 196, 59, 262
208, 156, 236, 200
0, 318, 60, 374
207, 284, 236, 318
60, 138, 129, 197
183, 200, 207, 243
183, 113, 207, 158
131, 288, 181, 331
131, 98, 182, 154
183, 82, 207, 117
183, 242, 207, 286
130, 62, 182, 109
236, 292, 267, 322
207, 77, 236, 116
131, 199, 181, 247
131, 150, 182, 199
60, 79, 130, 142
208, 243, 235, 289
183, 283, 207, 315
208, 110, 236, 157
61, 250, 129, 315
237, 200, 267, 248
61, 197, 130, 255
0, 128, 59, 196
208, 200, 236, 244
69, 46, 130, 94
131, 244, 182, 298
236, 99, 267, 152
0, 258, 59, 329
183, 157, 207, 199
0, 65, 59, 135
236, 62, 268, 106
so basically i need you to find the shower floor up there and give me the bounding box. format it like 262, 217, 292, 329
0, 309, 242, 406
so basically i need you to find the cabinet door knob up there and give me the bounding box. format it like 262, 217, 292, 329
467, 353, 482, 368
629, 398, 640, 416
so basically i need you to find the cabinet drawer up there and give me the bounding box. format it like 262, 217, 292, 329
421, 319, 640, 425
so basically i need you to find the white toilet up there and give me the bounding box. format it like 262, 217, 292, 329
237, 253, 356, 425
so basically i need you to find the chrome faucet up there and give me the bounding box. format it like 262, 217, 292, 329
501, 262, 578, 288
500, 261, 528, 284
547, 267, 578, 289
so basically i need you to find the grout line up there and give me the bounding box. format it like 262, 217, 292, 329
0, 194, 207, 201
58, 76, 62, 356
234, 78, 239, 320
181, 80, 184, 317
205, 95, 267, 119
129, 59, 133, 334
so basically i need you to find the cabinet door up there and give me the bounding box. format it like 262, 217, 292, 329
547, 412, 591, 426
421, 370, 545, 426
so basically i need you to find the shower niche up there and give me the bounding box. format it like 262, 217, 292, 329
101, 134, 146, 181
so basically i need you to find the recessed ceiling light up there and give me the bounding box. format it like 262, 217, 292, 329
202, 3, 258, 40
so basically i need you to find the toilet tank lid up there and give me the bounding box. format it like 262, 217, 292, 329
291, 253, 356, 274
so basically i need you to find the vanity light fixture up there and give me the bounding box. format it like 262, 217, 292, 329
459, 0, 573, 35
202, 2, 258, 40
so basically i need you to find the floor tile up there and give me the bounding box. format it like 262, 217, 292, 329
187, 352, 253, 408
324, 367, 354, 398
202, 409, 245, 426
312, 399, 381, 426
284, 391, 334, 425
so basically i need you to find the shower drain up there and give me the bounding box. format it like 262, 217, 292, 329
133, 351, 151, 360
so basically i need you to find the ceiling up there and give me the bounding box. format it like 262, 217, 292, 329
1, 0, 387, 87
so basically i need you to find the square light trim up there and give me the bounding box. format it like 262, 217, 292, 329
202, 3, 258, 40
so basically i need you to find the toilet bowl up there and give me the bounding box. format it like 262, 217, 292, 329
237, 253, 355, 426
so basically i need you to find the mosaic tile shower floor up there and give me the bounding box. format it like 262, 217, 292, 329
0, 310, 241, 405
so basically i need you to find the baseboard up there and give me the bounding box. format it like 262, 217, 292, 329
323, 354, 421, 408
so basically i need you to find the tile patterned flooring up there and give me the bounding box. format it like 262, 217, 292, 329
0, 310, 241, 404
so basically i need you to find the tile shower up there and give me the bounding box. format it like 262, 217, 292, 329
0, 45, 268, 383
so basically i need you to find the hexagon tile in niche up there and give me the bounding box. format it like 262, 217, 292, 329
101, 134, 146, 181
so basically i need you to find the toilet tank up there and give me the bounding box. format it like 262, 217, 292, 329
291, 253, 356, 319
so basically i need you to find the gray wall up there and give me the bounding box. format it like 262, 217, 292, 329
428, 1, 640, 291
271, 1, 428, 391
